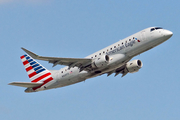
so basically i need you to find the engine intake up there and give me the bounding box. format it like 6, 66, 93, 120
92, 55, 109, 68
126, 60, 143, 73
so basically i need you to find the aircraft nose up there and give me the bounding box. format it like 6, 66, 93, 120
164, 30, 173, 38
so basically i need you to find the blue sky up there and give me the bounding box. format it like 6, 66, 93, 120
1, 0, 180, 120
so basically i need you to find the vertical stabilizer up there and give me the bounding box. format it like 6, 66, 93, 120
20, 54, 54, 91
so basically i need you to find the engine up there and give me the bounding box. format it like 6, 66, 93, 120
126, 60, 143, 73
92, 55, 109, 68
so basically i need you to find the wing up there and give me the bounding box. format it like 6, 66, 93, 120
114, 64, 129, 77
106, 59, 132, 77
106, 64, 128, 77
8, 82, 43, 88
21, 48, 92, 70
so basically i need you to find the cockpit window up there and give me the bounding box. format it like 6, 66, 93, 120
155, 27, 163, 30
150, 28, 155, 32
150, 27, 163, 32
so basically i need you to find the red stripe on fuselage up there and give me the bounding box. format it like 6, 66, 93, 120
31, 73, 51, 83
33, 77, 53, 90
26, 66, 33, 72
28, 71, 37, 78
20, 55, 25, 59
23, 60, 29, 65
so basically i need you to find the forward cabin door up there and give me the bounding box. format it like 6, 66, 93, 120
141, 31, 146, 41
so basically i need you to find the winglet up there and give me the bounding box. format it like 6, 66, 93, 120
21, 47, 39, 59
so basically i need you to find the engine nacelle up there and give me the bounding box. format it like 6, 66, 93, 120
126, 60, 143, 73
92, 55, 109, 68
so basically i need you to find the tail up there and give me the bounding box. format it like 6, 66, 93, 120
9, 54, 54, 93
20, 54, 53, 83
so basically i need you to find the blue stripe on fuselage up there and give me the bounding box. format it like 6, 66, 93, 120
36, 68, 45, 74
30, 61, 36, 65
34, 66, 43, 71
32, 63, 39, 68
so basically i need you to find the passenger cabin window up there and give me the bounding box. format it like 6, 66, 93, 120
103, 51, 105, 53
110, 48, 112, 50
114, 46, 116, 48
99, 53, 101, 55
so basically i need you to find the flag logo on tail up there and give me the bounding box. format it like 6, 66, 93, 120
20, 54, 53, 90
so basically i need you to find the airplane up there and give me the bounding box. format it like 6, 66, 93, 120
8, 27, 173, 93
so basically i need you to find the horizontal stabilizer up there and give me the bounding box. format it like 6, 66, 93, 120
8, 82, 43, 88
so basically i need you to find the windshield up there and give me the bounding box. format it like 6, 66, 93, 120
155, 27, 163, 30
150, 27, 163, 32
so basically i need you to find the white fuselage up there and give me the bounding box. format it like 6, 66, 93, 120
37, 27, 173, 91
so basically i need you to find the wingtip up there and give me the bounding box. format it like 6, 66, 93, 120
8, 82, 12, 85
21, 47, 39, 59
